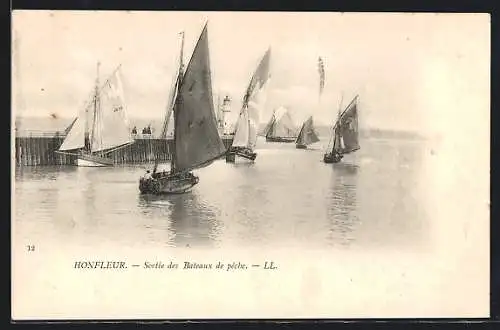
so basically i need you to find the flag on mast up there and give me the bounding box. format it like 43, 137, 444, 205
318, 56, 325, 96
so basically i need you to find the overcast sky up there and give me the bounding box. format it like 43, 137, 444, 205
12, 11, 489, 133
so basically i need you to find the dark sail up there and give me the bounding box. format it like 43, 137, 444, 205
261, 112, 276, 137
332, 96, 360, 154
173, 24, 226, 173
296, 116, 320, 146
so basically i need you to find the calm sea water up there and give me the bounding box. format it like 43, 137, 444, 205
13, 135, 429, 252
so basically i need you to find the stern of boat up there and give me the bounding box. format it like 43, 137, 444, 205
225, 152, 236, 163
139, 172, 199, 194
226, 147, 257, 162
323, 153, 343, 164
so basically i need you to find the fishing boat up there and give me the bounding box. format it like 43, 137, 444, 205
295, 115, 320, 149
139, 24, 226, 195
56, 63, 133, 167
295, 56, 323, 149
323, 95, 360, 163
262, 106, 297, 143
226, 48, 271, 163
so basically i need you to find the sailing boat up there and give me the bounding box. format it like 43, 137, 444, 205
263, 106, 297, 143
56, 63, 134, 167
139, 23, 226, 194
323, 95, 360, 163
226, 48, 271, 163
295, 115, 320, 149
296, 56, 323, 149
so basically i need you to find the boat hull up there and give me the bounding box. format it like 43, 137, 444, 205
225, 147, 257, 163
76, 154, 114, 167
323, 152, 343, 164
295, 144, 307, 149
266, 136, 296, 143
139, 172, 199, 194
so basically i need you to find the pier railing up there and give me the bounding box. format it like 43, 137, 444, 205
13, 131, 233, 166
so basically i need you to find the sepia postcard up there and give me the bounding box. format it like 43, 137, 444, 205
11, 10, 490, 320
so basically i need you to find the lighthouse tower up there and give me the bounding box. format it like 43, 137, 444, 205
221, 95, 232, 135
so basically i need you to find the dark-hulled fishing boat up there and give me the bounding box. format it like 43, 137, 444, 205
324, 95, 360, 163
139, 24, 226, 194
295, 115, 320, 149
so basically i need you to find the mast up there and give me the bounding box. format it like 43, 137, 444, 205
267, 116, 275, 138
331, 94, 360, 154
170, 31, 185, 174
295, 121, 305, 144
331, 92, 343, 153
89, 61, 101, 154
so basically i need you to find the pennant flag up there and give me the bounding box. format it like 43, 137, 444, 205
318, 56, 325, 96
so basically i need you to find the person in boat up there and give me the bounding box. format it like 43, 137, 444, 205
131, 126, 137, 135
84, 133, 91, 151
143, 170, 152, 181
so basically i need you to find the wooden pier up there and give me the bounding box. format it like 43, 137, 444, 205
14, 132, 233, 166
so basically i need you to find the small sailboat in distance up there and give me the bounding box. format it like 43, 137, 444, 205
139, 23, 226, 194
262, 106, 297, 143
56, 63, 134, 167
295, 115, 320, 149
226, 48, 271, 163
296, 56, 324, 149
323, 95, 360, 163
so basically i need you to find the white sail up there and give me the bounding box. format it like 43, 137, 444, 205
232, 106, 250, 147
91, 67, 133, 153
58, 117, 86, 151
58, 96, 94, 151
246, 78, 270, 148
271, 106, 296, 137
232, 49, 271, 149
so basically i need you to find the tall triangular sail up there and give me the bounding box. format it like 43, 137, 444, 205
267, 106, 296, 138
296, 116, 320, 146
91, 67, 133, 153
172, 24, 226, 173
232, 48, 271, 149
260, 110, 276, 136
332, 96, 360, 155
58, 93, 94, 151
58, 65, 133, 153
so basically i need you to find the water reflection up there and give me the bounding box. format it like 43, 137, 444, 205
13, 137, 428, 251
138, 192, 219, 248
15, 165, 77, 181
327, 162, 360, 247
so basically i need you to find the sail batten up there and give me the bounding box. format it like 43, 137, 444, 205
172, 24, 226, 173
